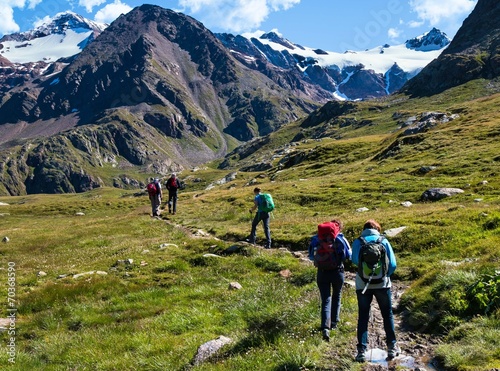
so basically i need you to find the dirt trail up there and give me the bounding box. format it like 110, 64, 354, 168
344, 271, 442, 371
155, 215, 441, 370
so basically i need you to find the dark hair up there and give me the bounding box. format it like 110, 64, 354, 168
331, 218, 343, 231
253, 187, 261, 193
363, 219, 381, 232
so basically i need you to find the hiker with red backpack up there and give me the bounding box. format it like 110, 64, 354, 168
308, 219, 351, 342
351, 219, 399, 363
147, 178, 162, 217
165, 173, 181, 214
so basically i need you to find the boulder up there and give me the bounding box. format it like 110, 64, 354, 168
421, 188, 464, 201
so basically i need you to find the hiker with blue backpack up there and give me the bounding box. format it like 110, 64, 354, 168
308, 219, 352, 342
246, 187, 273, 249
351, 219, 399, 363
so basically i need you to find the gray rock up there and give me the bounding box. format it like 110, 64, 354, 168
417, 166, 437, 174
421, 188, 464, 201
384, 227, 407, 237
229, 282, 242, 290
159, 243, 178, 250
203, 253, 222, 258
193, 336, 232, 366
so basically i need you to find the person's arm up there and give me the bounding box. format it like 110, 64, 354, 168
338, 234, 352, 261
308, 235, 319, 261
383, 239, 397, 276
249, 195, 258, 213
351, 238, 360, 266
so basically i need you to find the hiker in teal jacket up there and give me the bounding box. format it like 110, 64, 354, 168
246, 187, 271, 249
351, 219, 399, 363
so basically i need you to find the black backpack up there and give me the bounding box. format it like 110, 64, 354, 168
358, 236, 388, 283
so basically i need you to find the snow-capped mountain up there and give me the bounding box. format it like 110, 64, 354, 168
217, 28, 451, 100
0, 9, 449, 101
0, 11, 107, 64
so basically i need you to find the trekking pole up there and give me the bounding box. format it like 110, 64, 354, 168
362, 275, 373, 295
369, 305, 374, 362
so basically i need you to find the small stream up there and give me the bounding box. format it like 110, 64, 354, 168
365, 348, 439, 370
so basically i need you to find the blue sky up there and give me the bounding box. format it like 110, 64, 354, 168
1, 0, 477, 52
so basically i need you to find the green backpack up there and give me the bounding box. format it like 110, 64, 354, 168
259, 193, 275, 212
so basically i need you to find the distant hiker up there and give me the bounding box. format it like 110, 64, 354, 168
246, 187, 273, 249
165, 173, 181, 214
308, 219, 352, 341
352, 219, 399, 363
147, 177, 162, 217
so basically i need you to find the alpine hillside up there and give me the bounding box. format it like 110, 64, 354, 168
0, 1, 497, 197
0, 5, 323, 195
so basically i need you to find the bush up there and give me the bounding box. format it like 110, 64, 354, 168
466, 271, 500, 315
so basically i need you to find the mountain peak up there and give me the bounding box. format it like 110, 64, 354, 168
4, 11, 107, 42
405, 28, 451, 51
259, 31, 297, 50
0, 12, 107, 64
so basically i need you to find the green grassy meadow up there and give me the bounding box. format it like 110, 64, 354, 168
0, 82, 499, 370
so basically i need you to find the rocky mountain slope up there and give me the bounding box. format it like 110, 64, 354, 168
216, 27, 450, 100
0, 0, 497, 196
0, 5, 321, 195
402, 0, 500, 96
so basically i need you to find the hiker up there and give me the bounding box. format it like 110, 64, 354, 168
165, 173, 181, 214
147, 178, 162, 217
352, 219, 399, 363
308, 219, 352, 341
246, 187, 272, 249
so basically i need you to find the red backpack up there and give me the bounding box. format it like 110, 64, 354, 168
147, 181, 159, 197
313, 221, 341, 269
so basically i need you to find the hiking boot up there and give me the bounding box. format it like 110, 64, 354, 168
330, 322, 338, 330
387, 344, 401, 360
321, 329, 330, 342
245, 238, 255, 244
355, 350, 366, 363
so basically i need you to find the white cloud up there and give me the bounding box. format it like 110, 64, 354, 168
0, 1, 28, 35
79, 0, 106, 13
408, 20, 424, 28
177, 0, 301, 33
33, 15, 52, 29
0, 4, 20, 35
94, 0, 132, 24
409, 0, 476, 25
388, 28, 401, 40
27, 0, 42, 9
